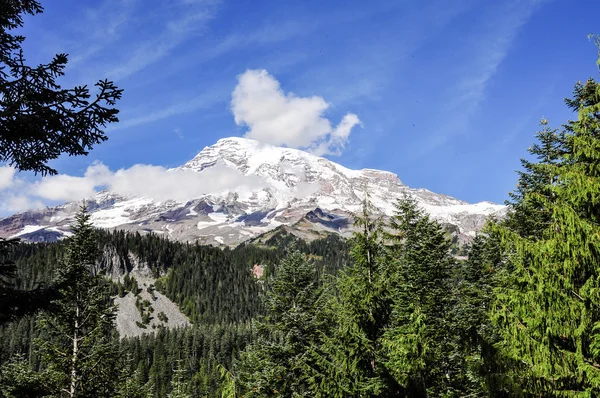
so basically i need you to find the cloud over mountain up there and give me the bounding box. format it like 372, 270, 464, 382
0, 162, 266, 212
231, 69, 361, 155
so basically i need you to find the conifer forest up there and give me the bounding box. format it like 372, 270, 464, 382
2, 1, 600, 397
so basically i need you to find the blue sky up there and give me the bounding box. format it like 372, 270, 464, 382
1, 0, 600, 214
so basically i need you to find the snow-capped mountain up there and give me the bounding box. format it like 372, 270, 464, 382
0, 137, 506, 245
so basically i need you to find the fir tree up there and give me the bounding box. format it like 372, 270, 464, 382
0, 354, 59, 397
492, 71, 600, 394
504, 119, 566, 239
236, 250, 326, 397
453, 232, 521, 396
381, 196, 456, 396
0, 1, 122, 176
36, 204, 120, 397
167, 361, 191, 398
306, 197, 394, 397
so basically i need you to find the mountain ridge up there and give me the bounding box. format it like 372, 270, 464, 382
0, 137, 506, 245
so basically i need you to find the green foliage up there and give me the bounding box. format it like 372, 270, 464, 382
453, 232, 522, 396
303, 198, 393, 397
167, 361, 191, 398
590, 33, 600, 68
0, 238, 58, 325
492, 76, 600, 395
0, 354, 59, 397
157, 312, 168, 323
0, 0, 122, 176
381, 197, 457, 396
236, 250, 326, 397
504, 119, 565, 239
35, 205, 121, 397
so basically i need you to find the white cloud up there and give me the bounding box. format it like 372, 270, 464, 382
0, 166, 16, 191
30, 162, 112, 202
231, 69, 361, 156
4, 195, 45, 213
0, 162, 267, 213
109, 163, 266, 202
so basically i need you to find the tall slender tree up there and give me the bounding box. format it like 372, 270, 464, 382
381, 196, 456, 396
453, 232, 522, 396
36, 205, 120, 397
305, 197, 395, 397
0, 0, 121, 327
504, 119, 566, 239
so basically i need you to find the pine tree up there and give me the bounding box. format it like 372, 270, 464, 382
381, 196, 456, 396
504, 119, 566, 239
0, 1, 122, 176
492, 70, 600, 394
236, 250, 325, 397
306, 197, 394, 397
36, 204, 120, 397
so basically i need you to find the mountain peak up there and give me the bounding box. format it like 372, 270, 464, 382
214, 136, 260, 147
1, 136, 506, 246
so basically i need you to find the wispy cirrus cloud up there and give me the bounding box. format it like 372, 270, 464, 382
421, 0, 547, 153
114, 86, 227, 130
67, 0, 138, 67
104, 7, 219, 80
50, 0, 222, 84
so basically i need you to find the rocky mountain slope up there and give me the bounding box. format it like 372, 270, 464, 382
99, 243, 190, 337
0, 137, 505, 245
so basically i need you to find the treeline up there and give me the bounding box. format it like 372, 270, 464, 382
230, 75, 600, 396
0, 0, 599, 392
1, 73, 600, 396
0, 219, 349, 396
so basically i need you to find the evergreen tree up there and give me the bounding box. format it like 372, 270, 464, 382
236, 250, 326, 397
306, 197, 394, 397
36, 205, 120, 397
504, 119, 566, 239
492, 72, 600, 394
0, 0, 121, 328
381, 197, 456, 396
0, 1, 122, 176
0, 238, 58, 325
0, 354, 58, 397
453, 232, 521, 396
167, 361, 191, 398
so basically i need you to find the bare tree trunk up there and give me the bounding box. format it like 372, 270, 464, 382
70, 304, 80, 398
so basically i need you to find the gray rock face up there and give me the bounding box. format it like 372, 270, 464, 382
114, 278, 190, 338
96, 247, 190, 338
0, 137, 506, 245
98, 244, 127, 278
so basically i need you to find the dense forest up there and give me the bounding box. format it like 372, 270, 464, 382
2, 0, 600, 397
2, 69, 600, 395
0, 224, 349, 396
